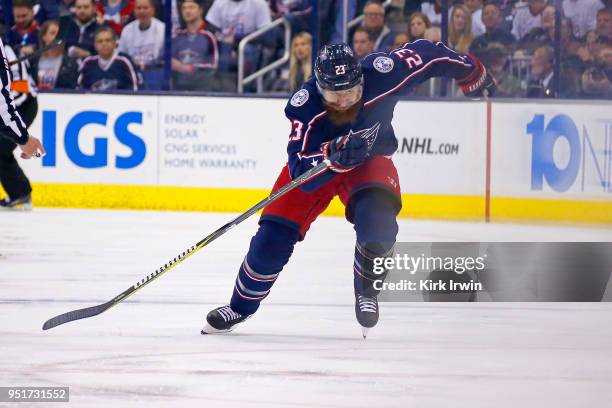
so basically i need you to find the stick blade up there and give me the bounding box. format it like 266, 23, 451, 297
43, 301, 113, 330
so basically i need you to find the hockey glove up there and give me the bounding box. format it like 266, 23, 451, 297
458, 55, 496, 98
322, 132, 369, 173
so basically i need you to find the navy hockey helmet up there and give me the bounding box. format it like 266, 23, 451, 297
314, 44, 363, 92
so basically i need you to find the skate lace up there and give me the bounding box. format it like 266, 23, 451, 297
357, 295, 377, 313
218, 305, 242, 322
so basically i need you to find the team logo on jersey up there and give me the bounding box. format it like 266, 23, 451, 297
373, 56, 394, 73
346, 122, 381, 151
290, 89, 309, 107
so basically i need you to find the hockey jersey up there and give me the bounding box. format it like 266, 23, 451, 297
6, 22, 40, 55
4, 45, 37, 107
78, 51, 140, 91
284, 39, 481, 191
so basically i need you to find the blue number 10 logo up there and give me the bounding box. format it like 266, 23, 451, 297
527, 114, 581, 192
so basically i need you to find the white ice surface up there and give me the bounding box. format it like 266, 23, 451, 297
1, 209, 612, 407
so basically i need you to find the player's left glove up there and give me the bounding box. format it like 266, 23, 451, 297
458, 55, 496, 98
322, 132, 369, 173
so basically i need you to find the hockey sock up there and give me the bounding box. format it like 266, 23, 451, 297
230, 221, 300, 315
351, 189, 399, 296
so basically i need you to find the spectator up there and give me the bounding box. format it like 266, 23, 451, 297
599, 44, 612, 76
205, 0, 271, 77
59, 0, 102, 59
288, 31, 311, 92
518, 4, 555, 52
563, 0, 604, 39
470, 2, 516, 53
512, 0, 548, 40
32, 20, 79, 89
475, 43, 522, 97
581, 45, 612, 97
558, 17, 582, 57
79, 26, 140, 90
172, 0, 218, 91
358, 1, 395, 52
463, 0, 486, 36
269, 0, 311, 35
393, 32, 409, 48
520, 11, 580, 56
527, 45, 555, 97
408, 11, 431, 41
97, 0, 135, 35
7, 0, 39, 57
353, 26, 375, 59
596, 8, 612, 42
421, 0, 442, 26
118, 0, 164, 90
424, 26, 441, 42
577, 29, 610, 62
449, 4, 474, 53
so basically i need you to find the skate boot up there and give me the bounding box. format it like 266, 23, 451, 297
201, 305, 251, 334
355, 293, 379, 339
0, 194, 32, 211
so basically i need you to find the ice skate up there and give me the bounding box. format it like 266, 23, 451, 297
201, 305, 251, 334
0, 194, 32, 211
355, 294, 379, 339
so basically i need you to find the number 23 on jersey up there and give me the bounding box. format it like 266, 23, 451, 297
289, 119, 303, 141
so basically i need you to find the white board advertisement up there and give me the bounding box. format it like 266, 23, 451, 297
21, 93, 159, 185
391, 100, 487, 195
19, 94, 489, 197
157, 96, 287, 189
491, 101, 612, 201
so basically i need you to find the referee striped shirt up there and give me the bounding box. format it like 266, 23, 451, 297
0, 37, 29, 145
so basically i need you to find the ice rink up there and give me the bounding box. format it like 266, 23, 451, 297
1, 209, 612, 407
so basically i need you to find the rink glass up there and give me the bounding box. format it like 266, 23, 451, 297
19, 0, 608, 100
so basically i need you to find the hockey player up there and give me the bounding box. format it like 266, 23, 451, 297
202, 40, 495, 337
0, 38, 45, 208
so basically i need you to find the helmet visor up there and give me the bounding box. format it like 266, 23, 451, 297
318, 84, 363, 110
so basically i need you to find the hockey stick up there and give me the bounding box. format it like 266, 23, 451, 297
42, 159, 331, 330
8, 39, 63, 66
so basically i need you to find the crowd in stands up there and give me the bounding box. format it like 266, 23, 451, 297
349, 0, 611, 98
1, 0, 275, 92
0, 0, 610, 98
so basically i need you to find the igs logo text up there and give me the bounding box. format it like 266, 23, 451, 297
527, 114, 612, 193
41, 110, 146, 169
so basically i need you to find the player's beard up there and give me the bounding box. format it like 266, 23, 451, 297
323, 99, 363, 125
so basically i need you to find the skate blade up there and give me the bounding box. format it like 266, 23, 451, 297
0, 204, 32, 211
200, 323, 234, 335
361, 327, 369, 339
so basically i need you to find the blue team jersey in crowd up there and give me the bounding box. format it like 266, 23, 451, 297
284, 39, 479, 191
78, 51, 140, 91
172, 28, 218, 69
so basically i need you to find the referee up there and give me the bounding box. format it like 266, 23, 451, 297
0, 37, 44, 210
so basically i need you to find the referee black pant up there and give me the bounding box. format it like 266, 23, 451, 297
0, 96, 38, 200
